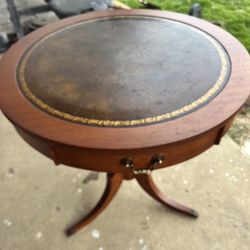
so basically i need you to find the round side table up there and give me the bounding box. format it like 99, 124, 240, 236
0, 10, 250, 236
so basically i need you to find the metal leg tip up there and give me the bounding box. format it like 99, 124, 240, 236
65, 228, 76, 237
191, 209, 199, 218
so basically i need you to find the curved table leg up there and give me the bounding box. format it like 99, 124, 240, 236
66, 173, 123, 236
135, 174, 199, 218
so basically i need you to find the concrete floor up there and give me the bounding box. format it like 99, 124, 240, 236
1, 111, 250, 250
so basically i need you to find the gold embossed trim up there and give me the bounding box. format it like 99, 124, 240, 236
18, 16, 230, 127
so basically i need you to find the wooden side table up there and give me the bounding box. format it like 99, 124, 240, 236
0, 10, 250, 236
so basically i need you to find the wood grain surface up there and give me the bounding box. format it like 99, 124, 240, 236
0, 10, 250, 173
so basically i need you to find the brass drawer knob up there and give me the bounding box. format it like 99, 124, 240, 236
120, 154, 165, 174
120, 157, 134, 168
151, 154, 165, 165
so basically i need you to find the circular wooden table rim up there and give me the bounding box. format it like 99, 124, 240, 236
0, 9, 250, 150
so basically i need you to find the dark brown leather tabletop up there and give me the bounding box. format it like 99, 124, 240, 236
18, 16, 230, 127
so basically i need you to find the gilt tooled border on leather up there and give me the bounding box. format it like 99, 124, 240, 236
17, 16, 230, 127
